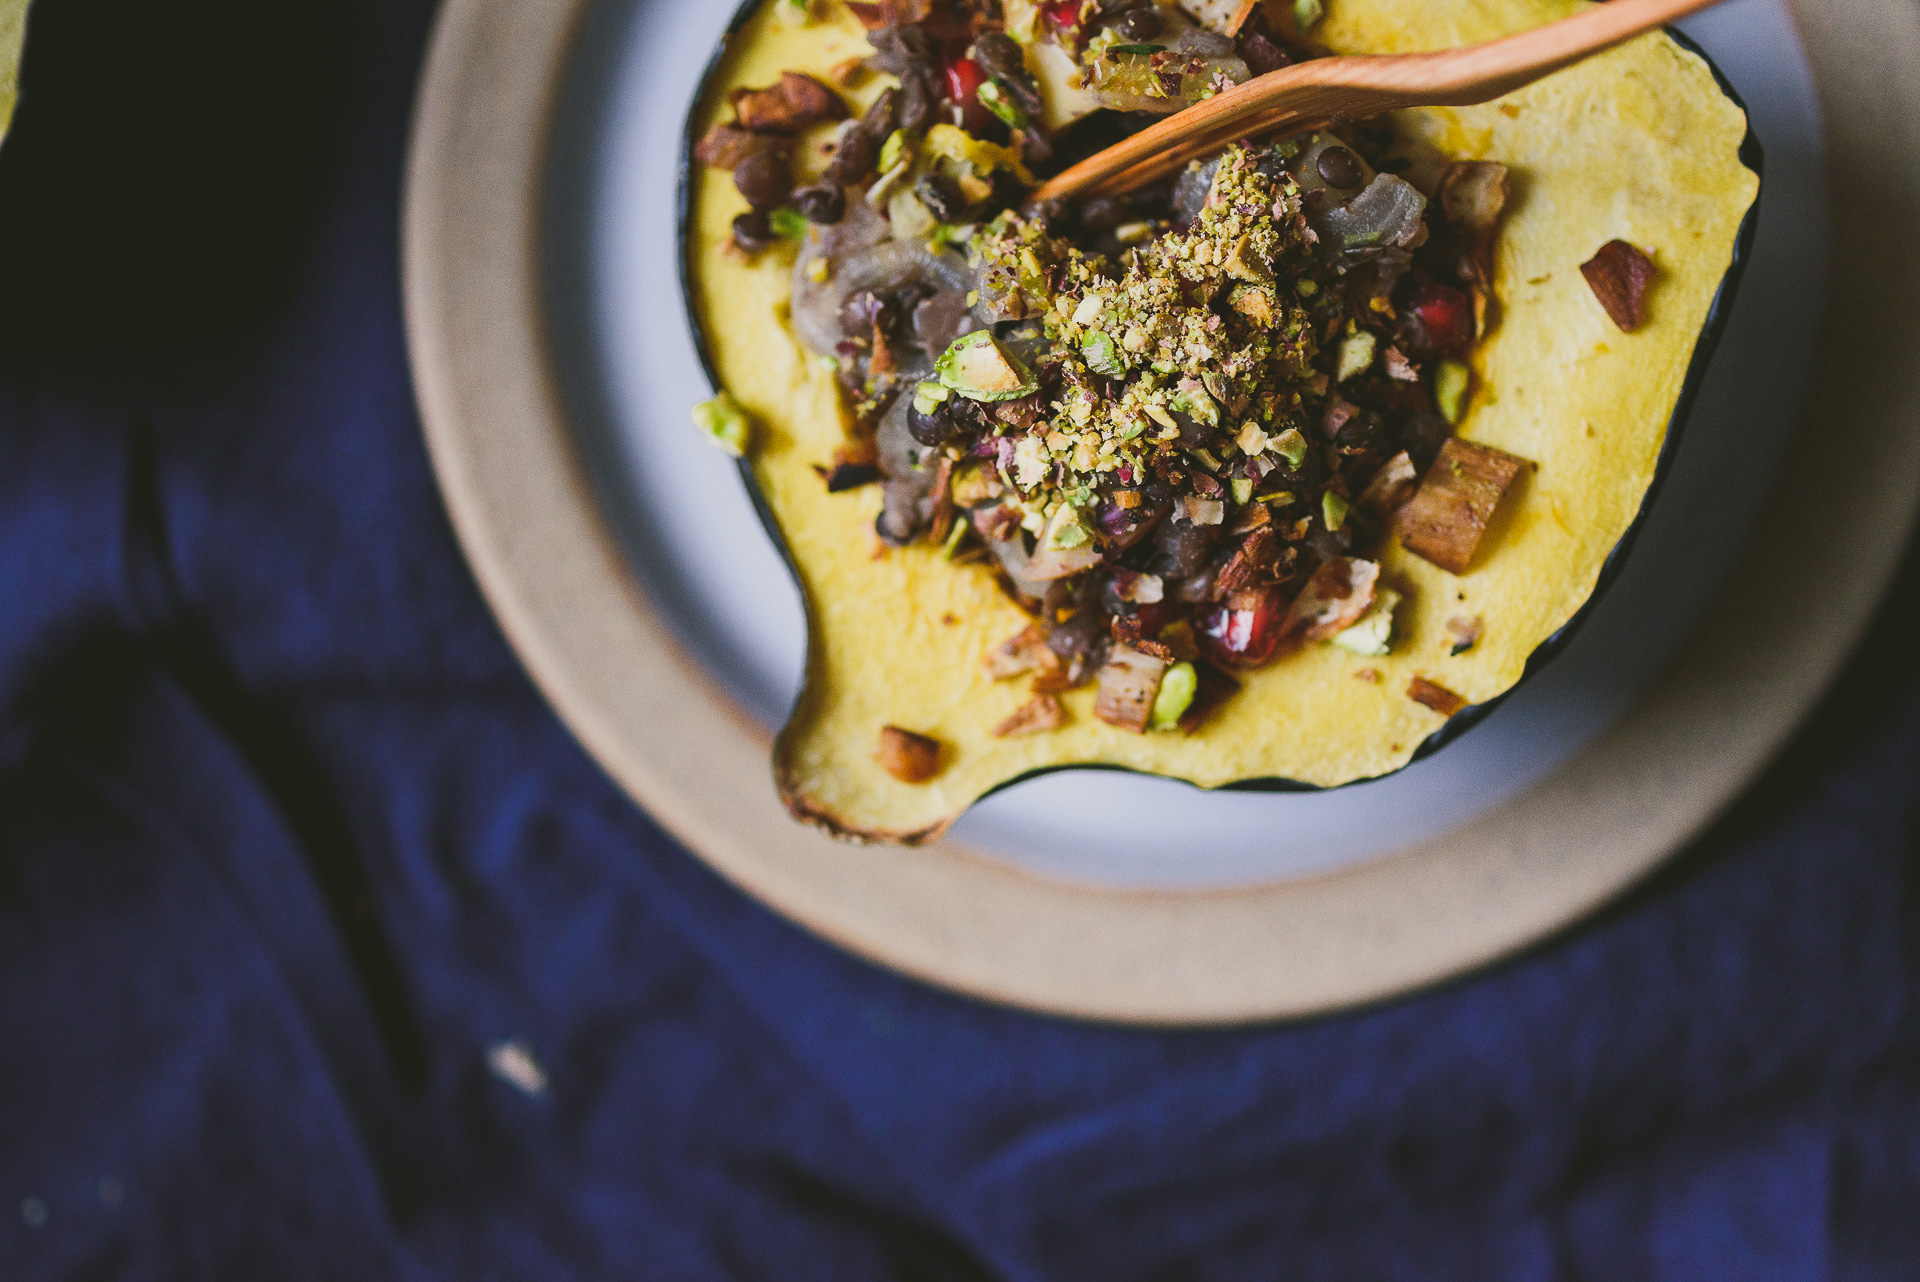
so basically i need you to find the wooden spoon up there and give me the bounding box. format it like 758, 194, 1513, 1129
1029, 0, 1730, 205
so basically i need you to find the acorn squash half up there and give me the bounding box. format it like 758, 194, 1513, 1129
680, 0, 1760, 844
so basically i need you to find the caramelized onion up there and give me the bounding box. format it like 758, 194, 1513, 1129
1315, 173, 1427, 255
791, 213, 967, 357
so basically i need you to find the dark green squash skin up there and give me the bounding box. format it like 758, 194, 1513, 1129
674, 2, 1763, 802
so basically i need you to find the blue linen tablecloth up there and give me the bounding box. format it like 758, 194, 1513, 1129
3, 1, 1918, 1277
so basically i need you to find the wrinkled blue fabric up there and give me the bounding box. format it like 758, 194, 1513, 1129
2, 1, 1918, 1278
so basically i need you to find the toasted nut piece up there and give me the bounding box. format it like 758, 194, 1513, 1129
1580, 239, 1657, 332
1446, 615, 1484, 655
1094, 645, 1170, 734
993, 695, 1066, 738
1283, 557, 1381, 645
1439, 161, 1511, 236
731, 73, 850, 134
984, 625, 1059, 681
1399, 439, 1529, 574
694, 125, 786, 171
1359, 450, 1419, 513
830, 56, 869, 89
1408, 677, 1468, 718
875, 726, 942, 783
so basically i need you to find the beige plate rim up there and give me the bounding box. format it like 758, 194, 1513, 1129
402, 0, 1920, 1024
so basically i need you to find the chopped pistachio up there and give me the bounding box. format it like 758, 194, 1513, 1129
774, 0, 812, 24
1045, 504, 1096, 550
912, 381, 952, 416
1003, 0, 1040, 42
1322, 490, 1350, 532
888, 189, 936, 242
1229, 284, 1275, 325
1231, 477, 1254, 505
1114, 221, 1155, 245
692, 391, 751, 457
1273, 427, 1310, 467
1236, 421, 1270, 455
1435, 360, 1472, 424
1073, 293, 1107, 325
1336, 330, 1379, 382
1012, 435, 1050, 489
950, 461, 1003, 508
1149, 661, 1198, 731
1295, 278, 1320, 298
1224, 231, 1274, 284
936, 331, 1039, 402
1180, 496, 1224, 525
1171, 384, 1220, 428
923, 124, 1032, 183
1082, 330, 1128, 378
1331, 589, 1401, 656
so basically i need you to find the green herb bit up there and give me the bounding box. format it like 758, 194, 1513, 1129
1149, 661, 1198, 732
1322, 490, 1350, 532
768, 207, 809, 241
941, 515, 971, 560
1435, 360, 1472, 425
692, 391, 752, 457
878, 128, 916, 174
977, 79, 1030, 131
927, 222, 967, 251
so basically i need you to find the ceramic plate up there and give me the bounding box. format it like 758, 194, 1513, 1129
406, 0, 1920, 1018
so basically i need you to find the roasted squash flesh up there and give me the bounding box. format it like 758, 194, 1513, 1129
686, 0, 1758, 843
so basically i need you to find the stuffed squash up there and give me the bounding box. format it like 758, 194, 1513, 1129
682, 0, 1758, 843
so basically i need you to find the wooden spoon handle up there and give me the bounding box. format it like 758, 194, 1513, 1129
1030, 0, 1727, 204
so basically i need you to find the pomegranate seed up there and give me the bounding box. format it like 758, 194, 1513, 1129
1043, 0, 1083, 34
1198, 585, 1287, 669
1403, 284, 1474, 357
942, 53, 994, 134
